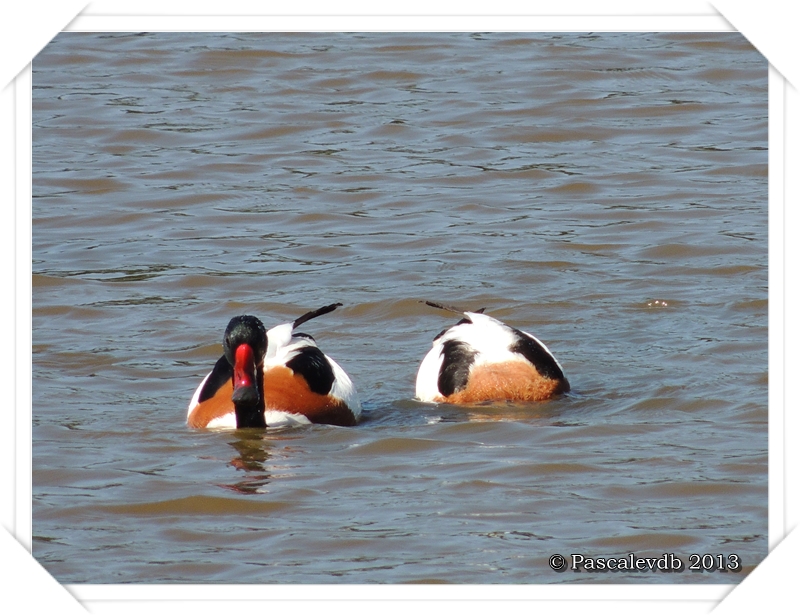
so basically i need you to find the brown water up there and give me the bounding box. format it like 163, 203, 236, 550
31, 32, 767, 584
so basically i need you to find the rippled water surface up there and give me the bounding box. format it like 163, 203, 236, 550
32, 32, 767, 584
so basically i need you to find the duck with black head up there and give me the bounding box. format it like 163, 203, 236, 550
187, 303, 361, 429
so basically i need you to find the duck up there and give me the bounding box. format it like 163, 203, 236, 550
187, 303, 361, 429
415, 301, 570, 404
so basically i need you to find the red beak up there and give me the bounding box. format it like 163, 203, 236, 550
231, 343, 259, 404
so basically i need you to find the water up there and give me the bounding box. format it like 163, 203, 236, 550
31, 32, 767, 584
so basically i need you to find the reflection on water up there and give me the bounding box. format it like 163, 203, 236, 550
221, 432, 275, 495
32, 32, 767, 584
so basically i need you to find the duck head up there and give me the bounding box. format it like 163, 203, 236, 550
222, 315, 268, 428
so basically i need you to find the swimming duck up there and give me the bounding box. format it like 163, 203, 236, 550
187, 303, 361, 428
415, 301, 569, 404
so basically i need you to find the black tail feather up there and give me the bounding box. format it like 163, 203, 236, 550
422, 300, 487, 316
293, 303, 343, 329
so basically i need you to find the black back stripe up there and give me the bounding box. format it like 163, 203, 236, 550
509, 329, 565, 381
198, 354, 233, 403
430, 308, 487, 341
432, 327, 450, 342
285, 346, 336, 395
437, 339, 477, 397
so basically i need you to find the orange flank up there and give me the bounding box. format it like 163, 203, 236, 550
439, 360, 567, 404
187, 380, 235, 428
187, 366, 357, 429
261, 366, 357, 426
